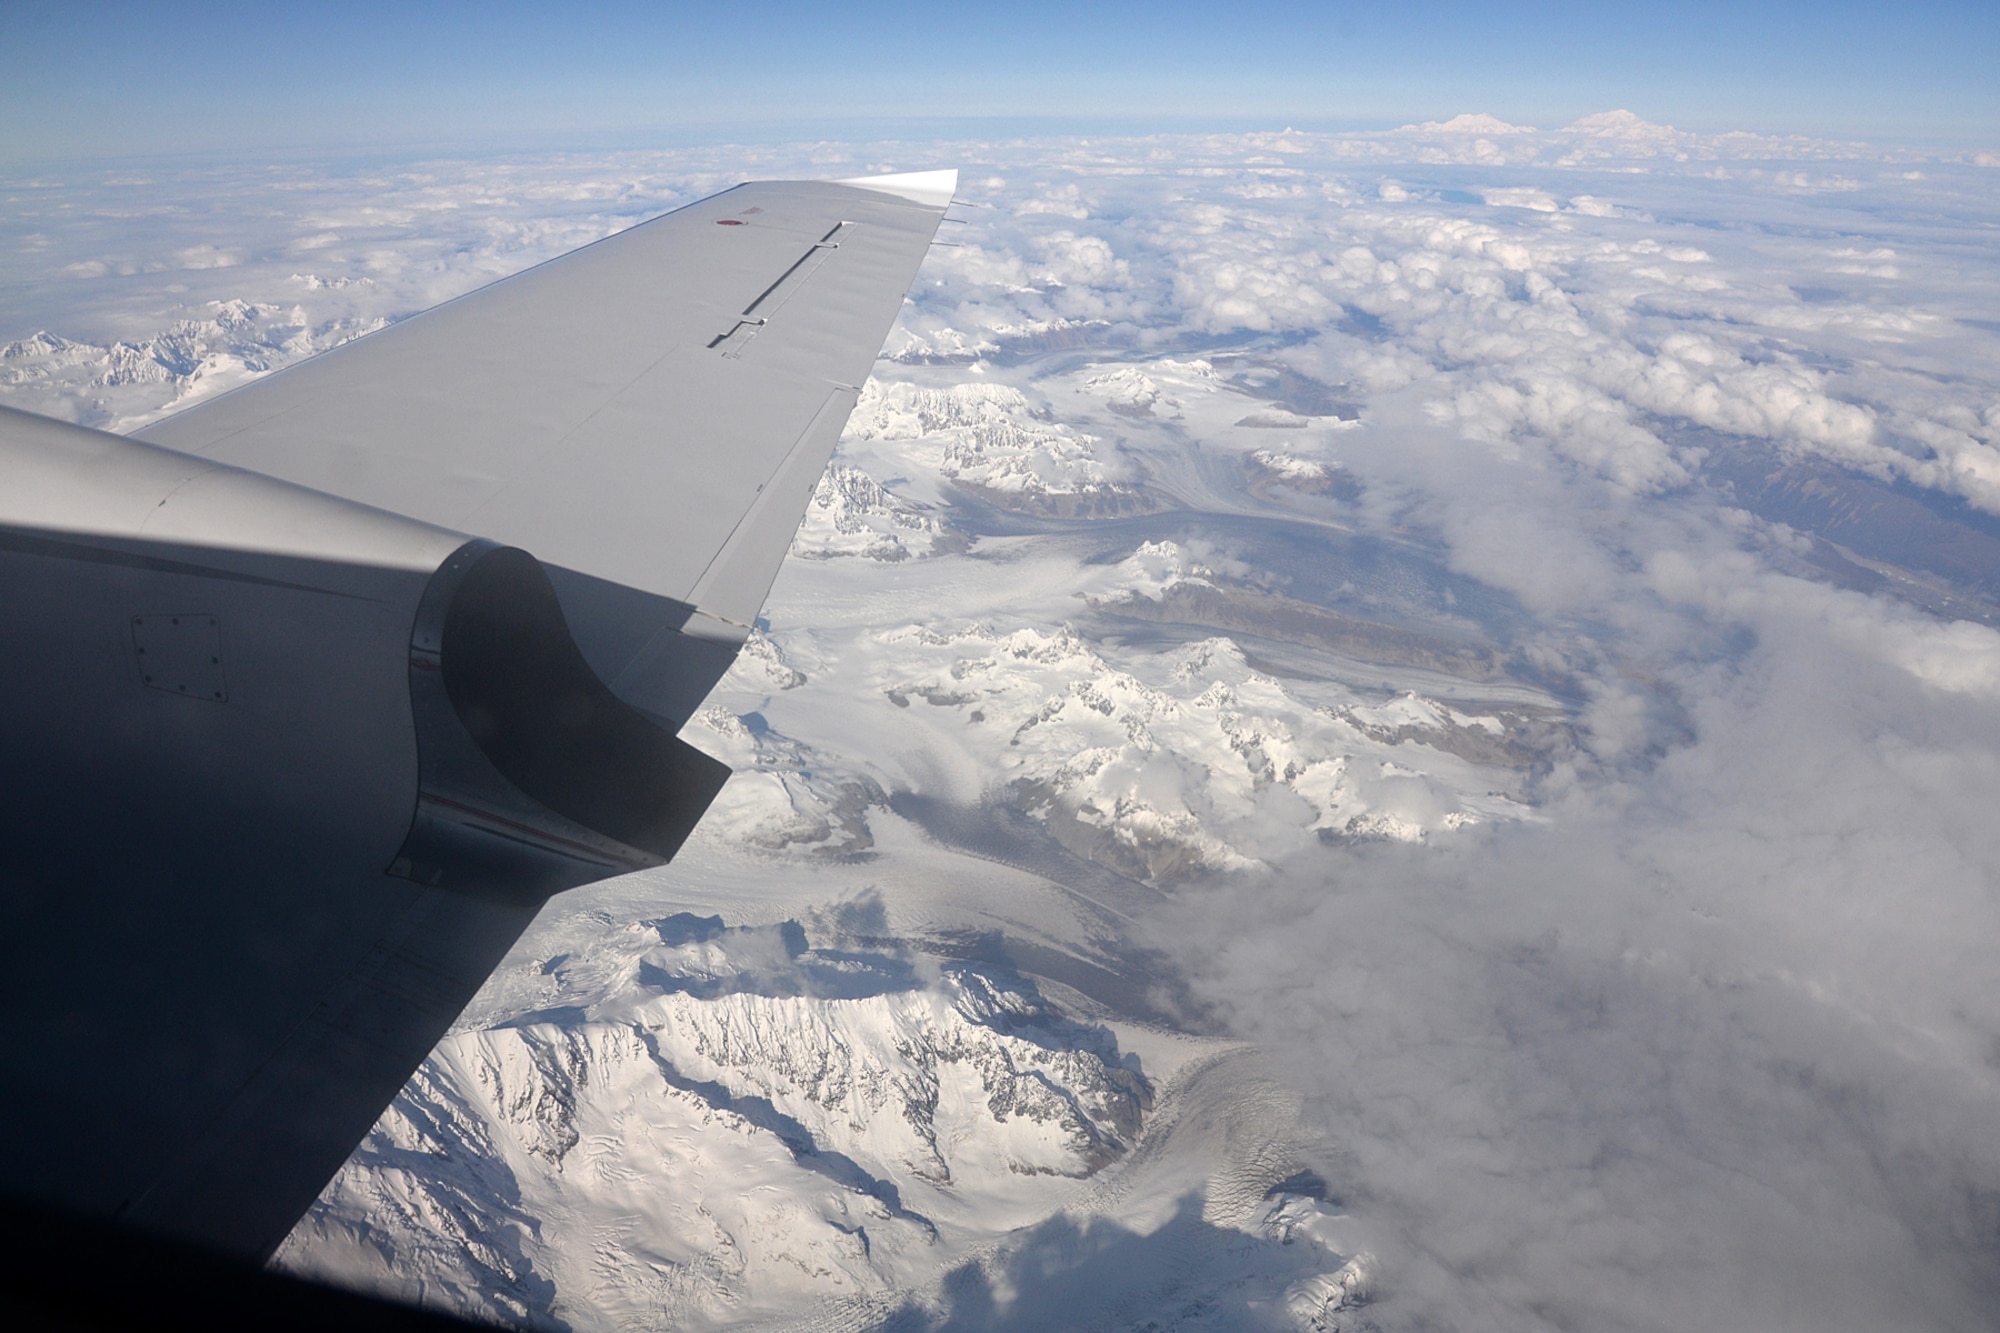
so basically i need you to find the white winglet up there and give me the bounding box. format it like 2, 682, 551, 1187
830, 168, 959, 208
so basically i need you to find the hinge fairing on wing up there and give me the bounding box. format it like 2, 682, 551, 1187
394, 540, 730, 898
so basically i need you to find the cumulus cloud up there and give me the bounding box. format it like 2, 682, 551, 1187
880, 129, 2000, 1329
9, 123, 2000, 1332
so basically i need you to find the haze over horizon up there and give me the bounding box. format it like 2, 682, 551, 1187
3, 0, 1995, 165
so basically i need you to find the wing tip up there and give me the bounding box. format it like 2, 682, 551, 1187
828, 168, 959, 208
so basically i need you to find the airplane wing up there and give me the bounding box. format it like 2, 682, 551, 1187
138, 167, 958, 726
0, 169, 955, 1262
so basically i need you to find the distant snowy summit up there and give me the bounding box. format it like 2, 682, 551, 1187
1398, 112, 1538, 135
1565, 108, 1663, 136
1395, 109, 1686, 142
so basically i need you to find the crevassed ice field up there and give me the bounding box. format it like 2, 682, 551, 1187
8, 115, 2000, 1332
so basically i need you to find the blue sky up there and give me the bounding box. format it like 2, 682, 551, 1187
3, 1, 1995, 163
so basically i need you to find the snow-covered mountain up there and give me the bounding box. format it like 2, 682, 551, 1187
790, 464, 960, 563
278, 919, 1161, 1330
0, 299, 385, 430
844, 380, 1148, 518
12, 125, 2000, 1331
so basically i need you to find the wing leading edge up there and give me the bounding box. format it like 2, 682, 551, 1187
0, 169, 955, 1260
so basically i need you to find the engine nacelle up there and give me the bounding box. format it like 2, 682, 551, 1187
0, 406, 725, 1252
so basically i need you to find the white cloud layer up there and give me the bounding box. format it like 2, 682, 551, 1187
7, 121, 2000, 1331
